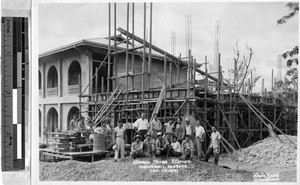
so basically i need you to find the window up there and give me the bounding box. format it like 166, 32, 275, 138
68, 60, 81, 86
47, 66, 58, 88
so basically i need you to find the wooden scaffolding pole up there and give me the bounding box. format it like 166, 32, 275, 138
261, 78, 264, 140
187, 49, 191, 115
108, 3, 111, 94
148, 3, 153, 90
164, 52, 167, 123
126, 3, 129, 105
142, 3, 146, 102
113, 3, 117, 90
131, 3, 134, 90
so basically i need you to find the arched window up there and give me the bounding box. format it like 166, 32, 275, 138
47, 66, 58, 88
47, 107, 58, 132
68, 60, 81, 86
67, 106, 80, 128
39, 70, 42, 90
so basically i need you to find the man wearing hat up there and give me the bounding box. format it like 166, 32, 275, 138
204, 126, 221, 165
155, 132, 169, 157
130, 135, 144, 159
181, 134, 194, 160
133, 113, 149, 141
114, 120, 126, 162
143, 133, 156, 157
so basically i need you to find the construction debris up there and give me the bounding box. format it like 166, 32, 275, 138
40, 158, 253, 181
239, 135, 297, 167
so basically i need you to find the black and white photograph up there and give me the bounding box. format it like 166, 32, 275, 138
37, 1, 298, 182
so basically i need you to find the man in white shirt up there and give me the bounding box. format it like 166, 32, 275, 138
134, 113, 149, 141
114, 120, 126, 162
204, 126, 221, 165
195, 120, 205, 159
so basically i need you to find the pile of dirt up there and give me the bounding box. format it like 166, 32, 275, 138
40, 158, 253, 181
239, 135, 297, 167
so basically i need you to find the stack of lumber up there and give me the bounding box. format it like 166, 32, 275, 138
239, 135, 297, 167
52, 132, 84, 152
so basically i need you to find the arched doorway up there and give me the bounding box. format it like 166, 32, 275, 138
39, 109, 42, 137
68, 60, 81, 86
47, 107, 58, 132
47, 66, 58, 88
67, 106, 80, 128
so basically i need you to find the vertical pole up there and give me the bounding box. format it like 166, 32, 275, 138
169, 62, 172, 88
187, 49, 191, 115
260, 78, 264, 140
193, 58, 196, 97
95, 67, 98, 94
274, 77, 277, 124
113, 3, 117, 90
142, 3, 146, 102
101, 77, 104, 94
248, 78, 251, 134
164, 52, 167, 123
107, 3, 111, 94
250, 70, 253, 93
126, 3, 129, 105
131, 3, 134, 90
204, 55, 208, 149
79, 74, 82, 119
148, 3, 153, 90
177, 54, 181, 83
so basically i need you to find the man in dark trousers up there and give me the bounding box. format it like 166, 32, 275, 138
203, 126, 221, 165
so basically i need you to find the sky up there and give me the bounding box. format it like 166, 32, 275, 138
38, 2, 299, 92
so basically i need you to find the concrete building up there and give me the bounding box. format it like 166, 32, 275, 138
38, 36, 187, 138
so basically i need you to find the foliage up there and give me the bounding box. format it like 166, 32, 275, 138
277, 2, 299, 25
225, 41, 260, 92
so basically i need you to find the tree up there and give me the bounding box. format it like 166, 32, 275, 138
277, 2, 298, 87
224, 41, 260, 92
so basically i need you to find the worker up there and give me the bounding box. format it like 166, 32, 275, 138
103, 119, 113, 150
183, 117, 195, 141
130, 135, 144, 159
181, 134, 194, 160
174, 117, 184, 144
143, 133, 156, 157
195, 120, 206, 159
68, 115, 78, 131
149, 113, 162, 140
114, 120, 126, 162
171, 135, 182, 153
78, 117, 86, 132
133, 113, 149, 141
170, 135, 182, 157
43, 127, 48, 145
164, 119, 174, 135
155, 132, 169, 157
203, 126, 221, 165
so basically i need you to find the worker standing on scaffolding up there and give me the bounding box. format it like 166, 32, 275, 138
149, 113, 162, 140
68, 115, 78, 131
133, 113, 149, 141
203, 126, 221, 165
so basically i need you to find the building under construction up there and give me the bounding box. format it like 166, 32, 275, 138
39, 3, 297, 155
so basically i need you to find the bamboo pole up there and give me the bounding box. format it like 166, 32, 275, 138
142, 3, 146, 102
95, 67, 98, 94
108, 3, 111, 94
187, 49, 191, 115
148, 3, 153, 90
113, 3, 117, 90
126, 3, 129, 105
131, 3, 134, 90
164, 52, 167, 123
193, 58, 196, 97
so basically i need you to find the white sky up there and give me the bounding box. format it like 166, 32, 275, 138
38, 2, 299, 92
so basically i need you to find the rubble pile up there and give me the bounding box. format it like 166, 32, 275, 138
239, 135, 297, 167
40, 158, 253, 181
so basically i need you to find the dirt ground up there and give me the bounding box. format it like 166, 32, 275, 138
40, 157, 254, 181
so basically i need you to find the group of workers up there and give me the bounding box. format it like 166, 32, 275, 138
43, 112, 221, 165
113, 112, 222, 165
